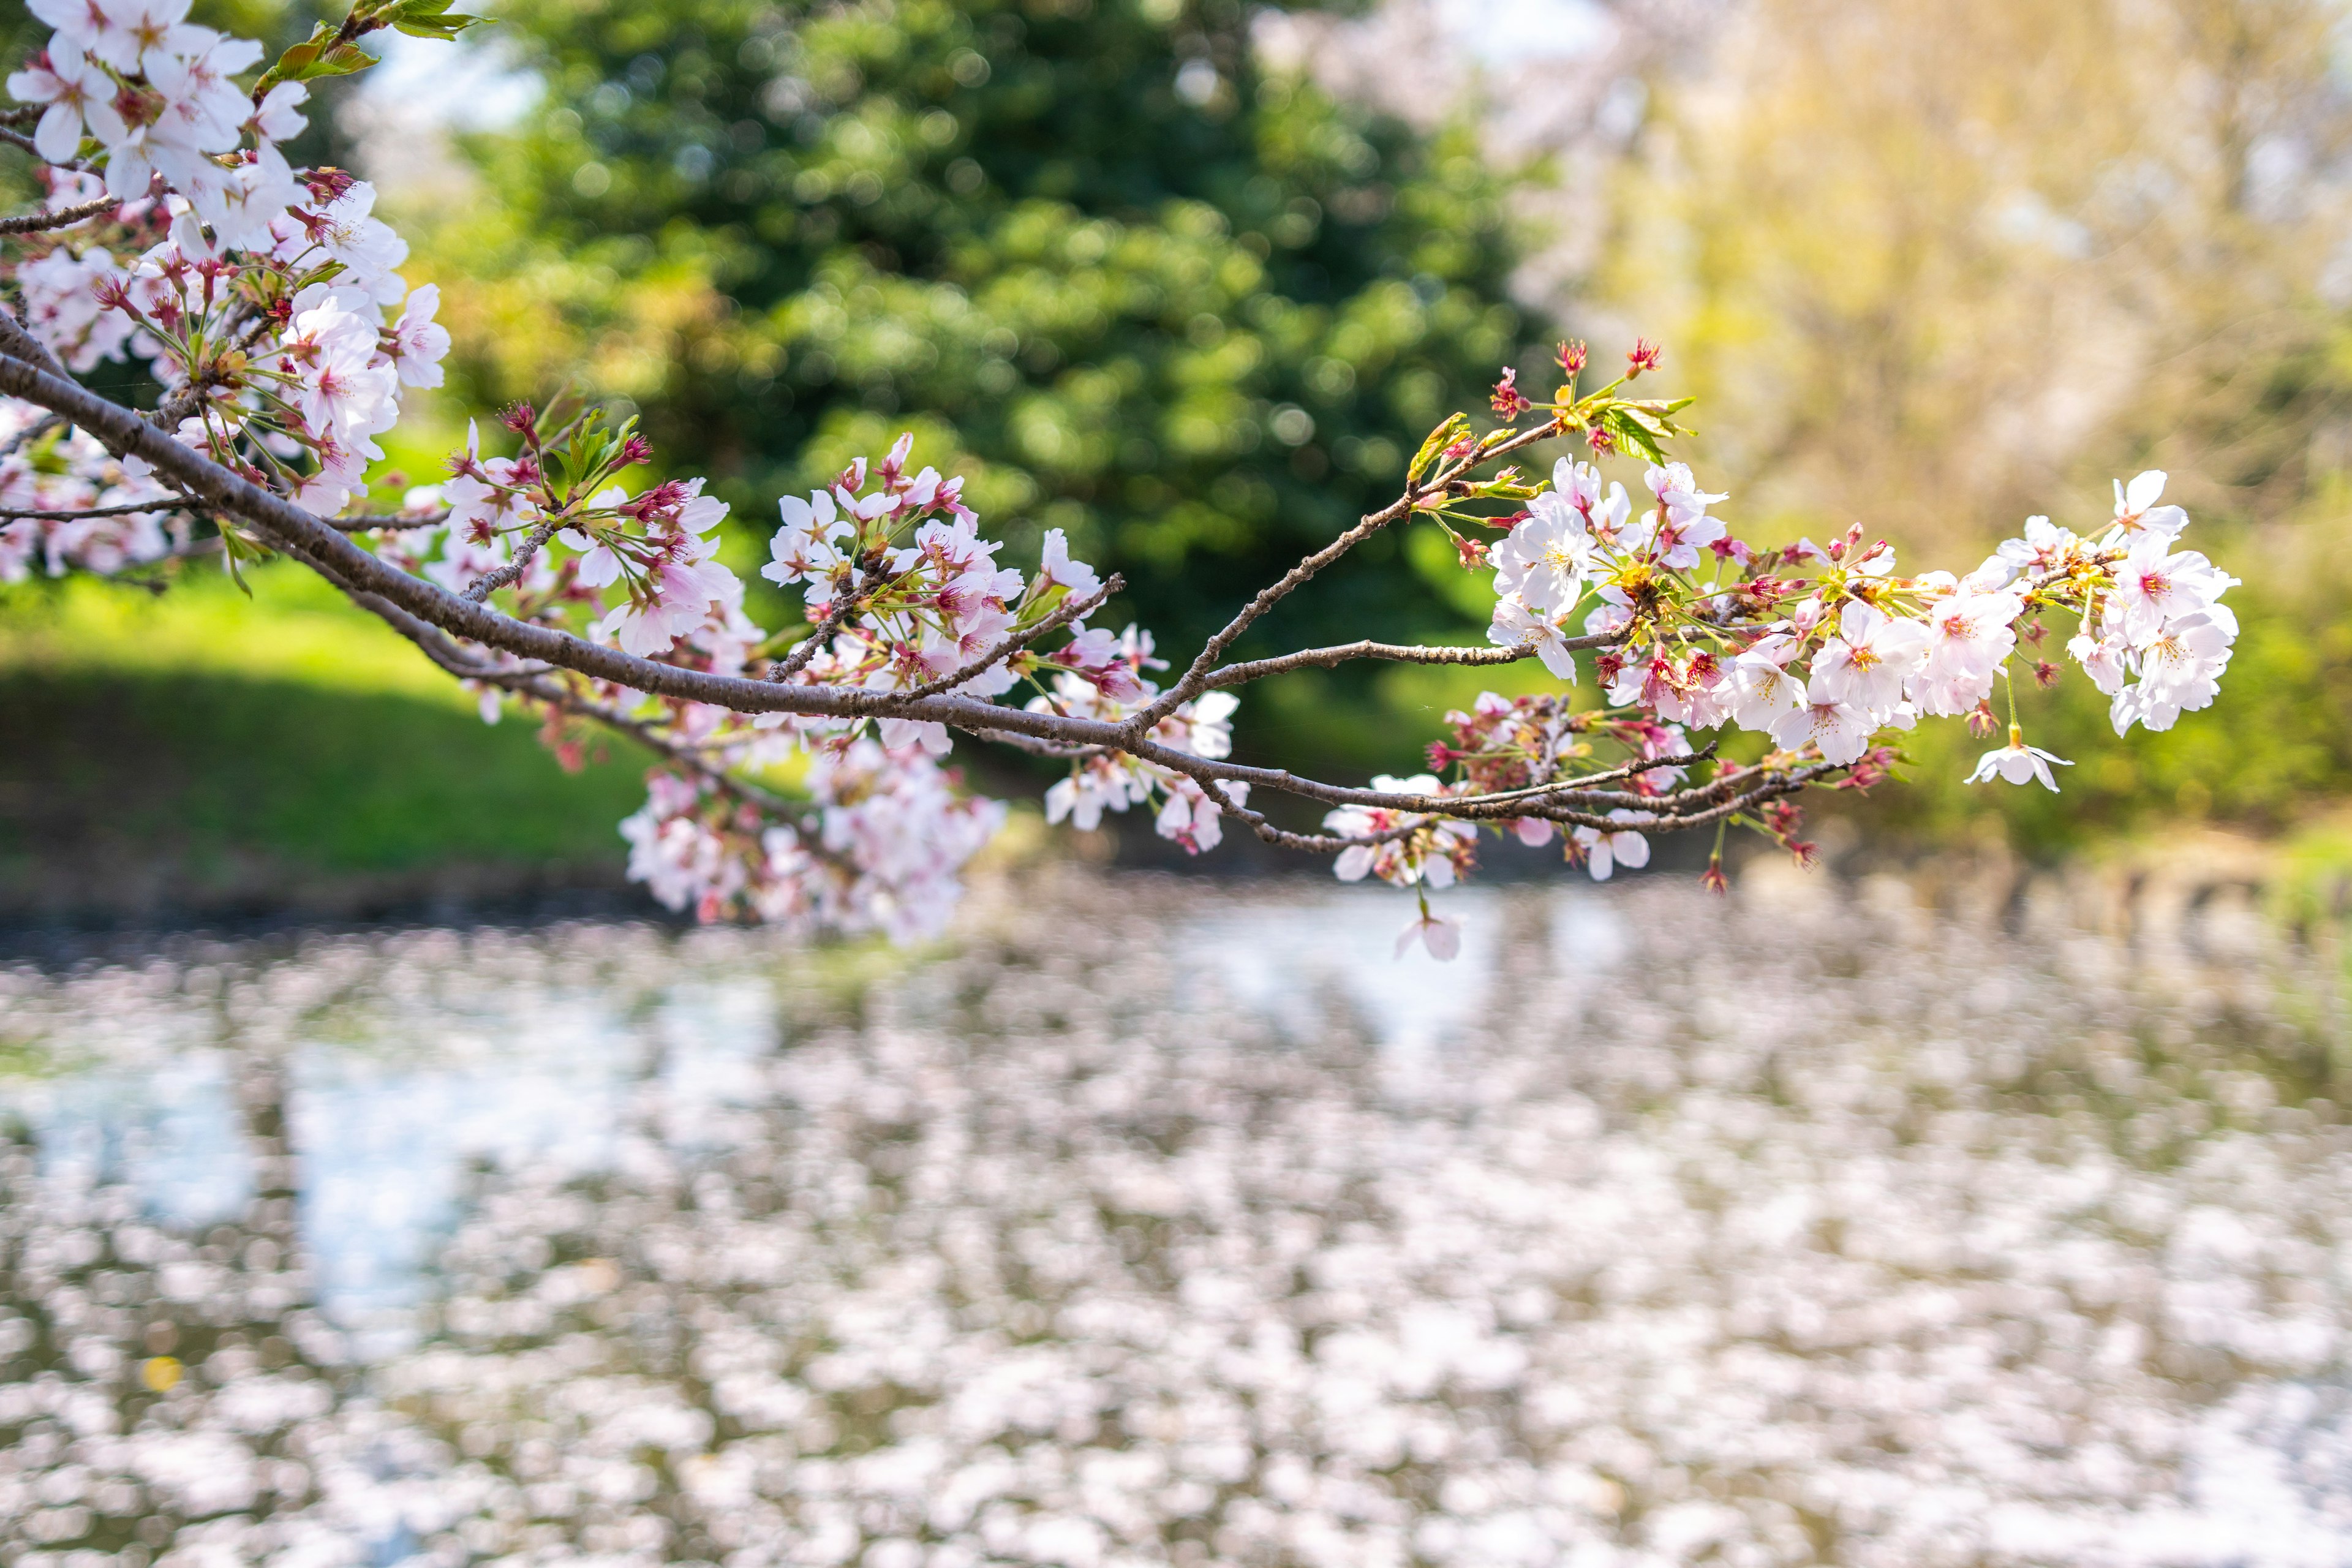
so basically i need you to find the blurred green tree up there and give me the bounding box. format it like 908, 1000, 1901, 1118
427, 0, 1530, 682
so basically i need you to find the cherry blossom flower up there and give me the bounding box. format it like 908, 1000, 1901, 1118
247, 79, 307, 144
1491, 493, 1595, 612
1992, 514, 2077, 582
1156, 778, 1245, 854
2110, 469, 2189, 541
1395, 906, 1465, 959
763, 489, 855, 594
1487, 592, 1583, 679
1967, 730, 2073, 791
2112, 533, 2234, 644
384, 284, 451, 388
1643, 461, 1728, 568
1809, 600, 1928, 716
1727, 636, 1809, 734
1035, 527, 1101, 600
1771, 696, 1878, 766
6, 40, 119, 163
1572, 811, 1652, 880
80, 0, 208, 75
270, 179, 409, 304
2113, 608, 2235, 734
1910, 585, 2024, 715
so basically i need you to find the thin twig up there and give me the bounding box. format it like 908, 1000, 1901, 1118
462, 516, 562, 603
1127, 415, 1567, 734
0, 195, 116, 235
0, 412, 62, 461
895, 575, 1121, 702
0, 496, 201, 522
326, 509, 451, 532
1201, 630, 1623, 692
963, 726, 1110, 760
0, 124, 92, 172
767, 560, 894, 682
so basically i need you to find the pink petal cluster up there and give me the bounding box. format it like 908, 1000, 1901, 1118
0, 399, 182, 580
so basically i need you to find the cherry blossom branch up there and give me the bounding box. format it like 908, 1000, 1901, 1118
0, 30, 2242, 953
0, 347, 1855, 834
966, 728, 1111, 760
0, 302, 72, 381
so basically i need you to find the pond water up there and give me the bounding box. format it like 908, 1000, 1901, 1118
2, 870, 2350, 1568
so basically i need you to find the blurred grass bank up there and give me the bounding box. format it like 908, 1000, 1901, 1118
0, 569, 649, 925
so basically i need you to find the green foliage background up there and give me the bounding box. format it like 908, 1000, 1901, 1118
426, 0, 1527, 669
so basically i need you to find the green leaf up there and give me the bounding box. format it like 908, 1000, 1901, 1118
254, 23, 379, 96
1408, 413, 1470, 487
219, 529, 272, 596
1603, 408, 1666, 464
387, 0, 488, 40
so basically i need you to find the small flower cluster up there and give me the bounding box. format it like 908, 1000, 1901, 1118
5, 6, 450, 529
759, 437, 1246, 850
618, 744, 1005, 942
402, 421, 1234, 926
2056, 475, 2239, 736
0, 398, 183, 580
1028, 643, 1246, 853
1474, 454, 2231, 781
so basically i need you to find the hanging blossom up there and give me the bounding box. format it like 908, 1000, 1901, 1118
0, 18, 2242, 958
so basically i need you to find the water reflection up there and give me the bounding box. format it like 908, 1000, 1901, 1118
1, 875, 2350, 1567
